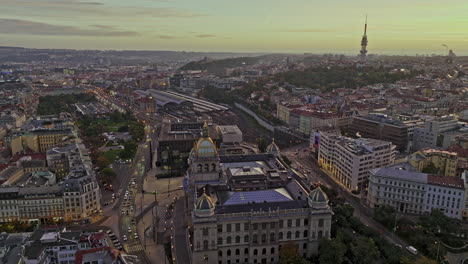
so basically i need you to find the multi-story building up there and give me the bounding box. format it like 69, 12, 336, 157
46, 144, 80, 179
10, 129, 72, 155
22, 227, 110, 264
186, 126, 333, 264
318, 131, 395, 191
157, 119, 220, 174
367, 163, 465, 219
349, 114, 422, 152
408, 149, 458, 177
0, 111, 26, 128
412, 115, 460, 150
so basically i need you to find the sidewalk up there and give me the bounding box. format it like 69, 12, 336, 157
135, 169, 184, 263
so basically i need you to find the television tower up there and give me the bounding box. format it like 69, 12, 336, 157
359, 16, 368, 61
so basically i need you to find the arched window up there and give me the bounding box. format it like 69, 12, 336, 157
295, 231, 300, 239
197, 164, 202, 173
261, 234, 266, 243
211, 163, 216, 171
244, 248, 249, 254
278, 232, 283, 240
204, 164, 209, 172
235, 249, 240, 255
227, 249, 231, 256
253, 234, 258, 243
303, 230, 308, 238
219, 250, 223, 257
271, 247, 275, 254
227, 236, 232, 244
254, 249, 258, 256
235, 236, 240, 243
244, 235, 249, 242
262, 248, 266, 254
286, 231, 291, 239
203, 240, 209, 250
270, 233, 275, 242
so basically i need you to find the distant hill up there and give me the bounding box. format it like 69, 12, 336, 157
179, 56, 261, 76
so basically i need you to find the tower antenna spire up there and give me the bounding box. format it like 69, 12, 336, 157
364, 15, 367, 35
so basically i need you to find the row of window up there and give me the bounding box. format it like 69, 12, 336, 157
216, 218, 319, 233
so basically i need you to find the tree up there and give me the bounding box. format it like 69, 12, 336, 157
401, 256, 436, 264
279, 243, 312, 264
101, 168, 116, 183
373, 205, 396, 229
96, 156, 110, 169
256, 137, 269, 153
319, 239, 346, 264
349, 237, 380, 264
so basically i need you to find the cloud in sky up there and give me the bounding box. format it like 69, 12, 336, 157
196, 34, 216, 38
0, 19, 138, 37
158, 35, 177, 39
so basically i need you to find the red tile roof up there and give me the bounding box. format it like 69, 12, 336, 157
427, 175, 464, 189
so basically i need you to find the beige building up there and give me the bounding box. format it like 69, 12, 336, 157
408, 149, 458, 177
318, 131, 395, 191
10, 129, 72, 155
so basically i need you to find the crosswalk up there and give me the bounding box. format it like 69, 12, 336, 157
125, 242, 145, 254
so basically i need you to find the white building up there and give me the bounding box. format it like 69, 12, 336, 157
217, 125, 243, 144
412, 115, 460, 151
367, 163, 465, 219
318, 131, 395, 191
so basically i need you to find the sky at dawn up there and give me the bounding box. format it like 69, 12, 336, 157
1, 0, 468, 55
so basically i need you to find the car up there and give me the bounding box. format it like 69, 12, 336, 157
123, 235, 127, 241
121, 210, 126, 215
134, 234, 139, 239
128, 228, 132, 233
106, 230, 112, 234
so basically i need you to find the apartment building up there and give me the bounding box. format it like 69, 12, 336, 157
318, 131, 395, 191
408, 149, 458, 177
10, 129, 72, 155
412, 115, 460, 150
349, 114, 422, 152
367, 163, 465, 219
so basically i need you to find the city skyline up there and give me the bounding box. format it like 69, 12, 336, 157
1, 0, 468, 55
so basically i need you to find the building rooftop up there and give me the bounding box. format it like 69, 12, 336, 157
221, 188, 293, 206
371, 163, 428, 183
427, 174, 464, 190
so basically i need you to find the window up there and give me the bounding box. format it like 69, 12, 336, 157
295, 231, 300, 238
227, 250, 231, 256
254, 249, 258, 256
245, 248, 249, 254
219, 250, 223, 257
245, 223, 250, 231
279, 220, 284, 228
235, 236, 240, 243
287, 231, 291, 239
287, 219, 292, 227
270, 233, 275, 242
227, 236, 232, 244
236, 223, 241, 232
262, 223, 267, 229
227, 224, 232, 232
304, 219, 309, 226
271, 247, 275, 254
218, 237, 223, 245
318, 219, 324, 227
303, 243, 307, 249
253, 234, 258, 244
244, 235, 249, 242
203, 228, 209, 236
253, 223, 258, 230
236, 249, 240, 255
262, 248, 266, 254
203, 240, 209, 250
318, 231, 323, 239
296, 219, 300, 227
217, 225, 222, 232
261, 234, 267, 243
303, 230, 308, 238
270, 222, 276, 229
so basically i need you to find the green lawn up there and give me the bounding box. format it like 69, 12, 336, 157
100, 149, 122, 163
